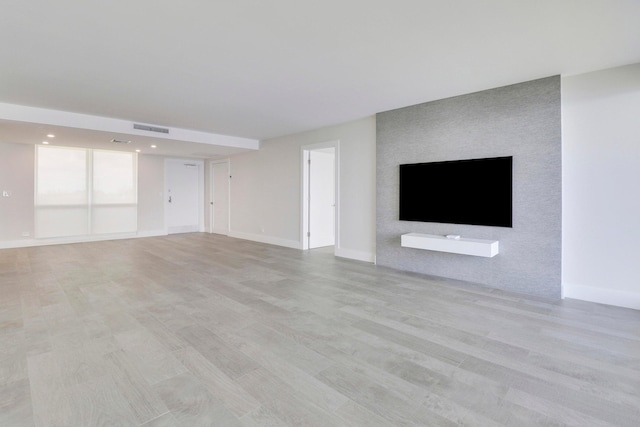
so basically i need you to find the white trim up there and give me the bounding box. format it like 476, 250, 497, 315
0, 230, 168, 250
167, 225, 199, 234
300, 140, 340, 252
563, 282, 640, 310
0, 102, 259, 150
135, 229, 168, 238
228, 230, 302, 250
334, 247, 375, 263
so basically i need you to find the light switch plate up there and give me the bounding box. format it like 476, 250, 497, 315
2, 190, 11, 197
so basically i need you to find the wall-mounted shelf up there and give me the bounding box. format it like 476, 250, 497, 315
401, 233, 499, 258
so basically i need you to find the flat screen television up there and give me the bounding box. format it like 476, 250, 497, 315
399, 156, 512, 227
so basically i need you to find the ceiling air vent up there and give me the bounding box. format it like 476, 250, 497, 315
133, 123, 169, 134
111, 138, 131, 144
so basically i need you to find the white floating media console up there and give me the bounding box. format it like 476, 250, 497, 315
401, 233, 499, 258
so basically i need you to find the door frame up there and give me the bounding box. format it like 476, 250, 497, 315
300, 140, 340, 251
209, 159, 230, 235
164, 158, 205, 234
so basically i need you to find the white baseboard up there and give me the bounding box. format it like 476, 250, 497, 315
136, 230, 168, 238
226, 231, 375, 263
168, 225, 199, 234
228, 230, 302, 250
0, 229, 167, 250
335, 247, 375, 263
0, 239, 42, 249
563, 282, 640, 310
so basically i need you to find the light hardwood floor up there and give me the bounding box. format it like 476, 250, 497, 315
1, 233, 639, 426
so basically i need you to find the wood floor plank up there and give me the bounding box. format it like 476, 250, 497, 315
65, 375, 138, 427
334, 399, 395, 427
343, 301, 640, 413
0, 378, 35, 427
0, 331, 27, 386
459, 355, 640, 426
139, 411, 179, 427
232, 322, 334, 376
504, 387, 619, 427
103, 350, 169, 425
176, 324, 260, 380
239, 405, 289, 427
153, 371, 243, 427
221, 329, 348, 413
130, 311, 187, 352
340, 328, 566, 426
316, 363, 458, 426
27, 351, 74, 427
236, 368, 345, 427
173, 346, 260, 418
1, 233, 638, 426
114, 328, 187, 385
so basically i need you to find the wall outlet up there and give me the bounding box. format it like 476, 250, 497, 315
21, 231, 30, 237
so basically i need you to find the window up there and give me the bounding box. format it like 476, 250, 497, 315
35, 146, 137, 238
92, 150, 137, 234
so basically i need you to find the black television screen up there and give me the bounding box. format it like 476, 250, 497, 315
399, 156, 512, 227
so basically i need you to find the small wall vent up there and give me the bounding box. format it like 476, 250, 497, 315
133, 123, 170, 134
111, 138, 131, 144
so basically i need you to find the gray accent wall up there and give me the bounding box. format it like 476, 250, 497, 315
376, 76, 561, 299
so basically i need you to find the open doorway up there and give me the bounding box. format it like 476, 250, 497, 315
301, 141, 339, 251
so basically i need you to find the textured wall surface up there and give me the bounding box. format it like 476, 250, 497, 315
376, 76, 561, 299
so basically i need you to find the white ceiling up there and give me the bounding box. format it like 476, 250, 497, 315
1, 0, 640, 153
0, 119, 253, 159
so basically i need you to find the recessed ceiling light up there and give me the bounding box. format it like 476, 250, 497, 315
150, 145, 157, 148
135, 149, 141, 153
46, 134, 55, 138
42, 141, 49, 145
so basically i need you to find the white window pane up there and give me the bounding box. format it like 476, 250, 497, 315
93, 151, 137, 204
92, 205, 137, 234
36, 146, 87, 206
36, 146, 138, 238
36, 207, 89, 238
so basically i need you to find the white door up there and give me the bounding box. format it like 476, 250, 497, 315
308, 149, 335, 248
210, 161, 229, 235
166, 160, 201, 234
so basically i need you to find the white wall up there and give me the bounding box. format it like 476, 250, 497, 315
229, 117, 376, 262
562, 63, 640, 309
0, 142, 34, 242
0, 143, 168, 246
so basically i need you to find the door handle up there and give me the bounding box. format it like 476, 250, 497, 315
168, 196, 172, 203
